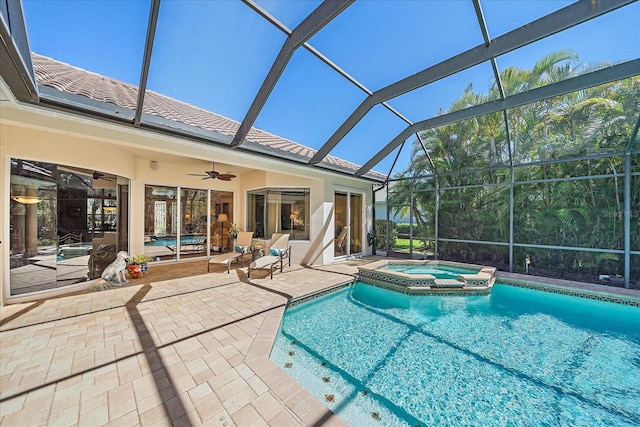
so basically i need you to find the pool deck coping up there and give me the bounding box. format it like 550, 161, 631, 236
496, 271, 640, 306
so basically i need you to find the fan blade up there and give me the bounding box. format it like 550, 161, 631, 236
187, 173, 207, 177
217, 174, 236, 181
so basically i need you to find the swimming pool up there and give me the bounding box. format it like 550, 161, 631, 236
271, 282, 640, 426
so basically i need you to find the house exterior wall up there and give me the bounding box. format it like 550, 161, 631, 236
0, 84, 373, 305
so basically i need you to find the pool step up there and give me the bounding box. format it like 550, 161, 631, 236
459, 269, 496, 287
432, 279, 465, 288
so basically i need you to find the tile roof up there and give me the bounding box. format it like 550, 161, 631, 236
32, 53, 383, 179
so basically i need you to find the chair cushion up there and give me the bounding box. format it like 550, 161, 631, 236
270, 248, 287, 257
234, 245, 250, 254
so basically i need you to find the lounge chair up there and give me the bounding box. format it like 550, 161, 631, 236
248, 233, 291, 279
208, 231, 254, 273
232, 231, 255, 262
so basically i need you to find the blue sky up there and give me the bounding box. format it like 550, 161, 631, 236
22, 0, 639, 176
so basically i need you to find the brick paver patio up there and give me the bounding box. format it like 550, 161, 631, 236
0, 259, 372, 426
3, 256, 637, 426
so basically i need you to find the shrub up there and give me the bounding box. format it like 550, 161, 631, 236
374, 220, 397, 251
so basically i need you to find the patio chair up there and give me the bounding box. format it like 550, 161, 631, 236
335, 226, 348, 254
208, 231, 254, 273
248, 233, 291, 279
232, 231, 254, 263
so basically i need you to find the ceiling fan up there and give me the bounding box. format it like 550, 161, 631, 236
187, 162, 236, 181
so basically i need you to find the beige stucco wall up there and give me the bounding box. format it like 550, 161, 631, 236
0, 123, 6, 306
0, 88, 373, 305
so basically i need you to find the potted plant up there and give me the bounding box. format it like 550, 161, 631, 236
228, 223, 241, 240
127, 253, 153, 279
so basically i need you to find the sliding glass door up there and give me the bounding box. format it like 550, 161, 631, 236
334, 191, 363, 257
9, 158, 127, 295
143, 186, 233, 260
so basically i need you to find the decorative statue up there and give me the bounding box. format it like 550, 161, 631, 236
93, 251, 129, 290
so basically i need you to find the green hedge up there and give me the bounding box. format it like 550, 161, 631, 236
374, 220, 397, 251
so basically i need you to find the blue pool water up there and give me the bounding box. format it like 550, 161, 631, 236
382, 264, 478, 279
271, 282, 640, 426
144, 236, 204, 247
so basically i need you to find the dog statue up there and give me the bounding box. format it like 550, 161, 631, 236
99, 250, 130, 286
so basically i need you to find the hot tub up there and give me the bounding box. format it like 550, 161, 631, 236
358, 259, 496, 295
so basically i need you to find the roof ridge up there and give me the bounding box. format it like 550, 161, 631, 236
32, 53, 104, 78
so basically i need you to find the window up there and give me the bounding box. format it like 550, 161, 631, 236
247, 188, 309, 240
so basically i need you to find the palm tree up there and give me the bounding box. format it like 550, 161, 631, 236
389, 49, 638, 278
